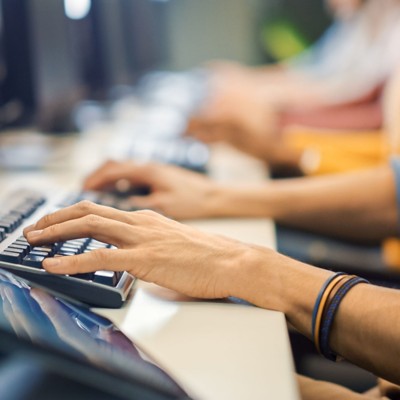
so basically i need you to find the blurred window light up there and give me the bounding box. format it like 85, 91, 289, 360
64, 0, 92, 20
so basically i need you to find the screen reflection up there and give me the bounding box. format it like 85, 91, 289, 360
0, 269, 187, 397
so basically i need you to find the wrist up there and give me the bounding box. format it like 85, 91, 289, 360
205, 184, 282, 219
230, 245, 291, 311
228, 245, 330, 338
202, 184, 250, 218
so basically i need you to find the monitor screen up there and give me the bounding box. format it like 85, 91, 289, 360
0, 268, 188, 398
85, 0, 167, 98
0, 0, 34, 129
27, 0, 85, 132
0, 0, 168, 133
0, 0, 4, 116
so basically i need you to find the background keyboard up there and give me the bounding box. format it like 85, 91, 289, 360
0, 189, 137, 308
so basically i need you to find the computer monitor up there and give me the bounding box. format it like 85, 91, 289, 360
120, 0, 168, 76
0, 268, 188, 399
0, 0, 4, 119
1, 0, 167, 133
0, 0, 34, 129
27, 0, 86, 132
84, 0, 167, 99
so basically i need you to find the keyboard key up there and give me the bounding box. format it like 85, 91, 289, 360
32, 246, 54, 256
93, 271, 118, 286
60, 246, 80, 255
56, 251, 76, 257
7, 244, 29, 256
29, 251, 50, 258
0, 251, 23, 263
0, 220, 13, 233
61, 243, 82, 251
14, 240, 31, 251
22, 254, 45, 268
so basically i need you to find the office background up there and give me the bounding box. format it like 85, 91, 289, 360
0, 0, 331, 132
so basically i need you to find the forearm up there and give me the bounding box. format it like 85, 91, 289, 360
251, 73, 336, 111
330, 283, 400, 384
232, 248, 400, 385
211, 166, 398, 242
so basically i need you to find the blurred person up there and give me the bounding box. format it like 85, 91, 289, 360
187, 0, 400, 174
283, 65, 400, 176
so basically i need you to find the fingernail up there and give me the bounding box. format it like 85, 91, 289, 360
44, 258, 60, 268
27, 230, 43, 239
24, 224, 36, 232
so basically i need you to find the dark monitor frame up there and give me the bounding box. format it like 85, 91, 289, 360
27, 0, 86, 132
0, 0, 34, 128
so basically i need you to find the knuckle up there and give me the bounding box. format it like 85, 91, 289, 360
136, 209, 159, 217
92, 249, 108, 264
144, 162, 158, 176
68, 256, 80, 273
77, 200, 96, 214
84, 214, 103, 230
46, 224, 61, 240
104, 159, 117, 168
40, 213, 53, 228
147, 162, 156, 171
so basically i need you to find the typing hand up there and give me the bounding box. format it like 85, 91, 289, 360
23, 203, 250, 300
83, 160, 221, 220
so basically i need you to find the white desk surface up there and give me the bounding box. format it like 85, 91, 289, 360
0, 128, 299, 400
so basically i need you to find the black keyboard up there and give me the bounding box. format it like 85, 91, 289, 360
0, 189, 138, 308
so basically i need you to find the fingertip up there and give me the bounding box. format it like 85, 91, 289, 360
25, 230, 44, 244
82, 179, 95, 191
23, 224, 35, 237
42, 257, 62, 273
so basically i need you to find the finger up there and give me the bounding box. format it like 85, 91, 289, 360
26, 215, 133, 248
43, 248, 130, 275
83, 161, 136, 190
24, 201, 134, 235
83, 162, 156, 191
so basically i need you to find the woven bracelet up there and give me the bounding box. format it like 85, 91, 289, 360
319, 276, 369, 361
311, 272, 346, 341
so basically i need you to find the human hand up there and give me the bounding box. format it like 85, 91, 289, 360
24, 203, 252, 300
83, 160, 221, 220
187, 66, 280, 160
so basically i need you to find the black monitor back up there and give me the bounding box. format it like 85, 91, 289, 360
0, 0, 34, 129
87, 0, 167, 99
28, 0, 85, 132
0, 0, 168, 133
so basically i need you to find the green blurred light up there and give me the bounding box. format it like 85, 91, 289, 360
261, 20, 309, 61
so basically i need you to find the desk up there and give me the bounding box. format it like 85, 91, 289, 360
0, 129, 299, 400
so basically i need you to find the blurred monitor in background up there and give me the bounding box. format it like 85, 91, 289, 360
0, 0, 34, 129
87, 0, 167, 98
28, 0, 86, 132
0, 0, 5, 125
0, 0, 167, 133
